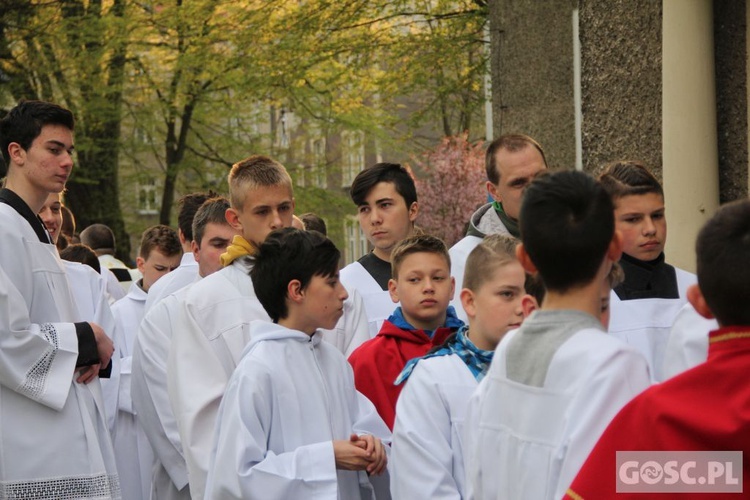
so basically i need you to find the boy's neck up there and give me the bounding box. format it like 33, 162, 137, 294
465, 320, 496, 351
541, 281, 602, 319
278, 315, 316, 337
401, 309, 447, 333
372, 247, 392, 263
3, 178, 46, 213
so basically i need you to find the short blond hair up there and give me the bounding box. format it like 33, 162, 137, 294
228, 155, 292, 210
390, 234, 450, 280
463, 234, 520, 291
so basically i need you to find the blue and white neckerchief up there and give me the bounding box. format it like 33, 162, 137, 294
387, 305, 464, 338
395, 325, 494, 385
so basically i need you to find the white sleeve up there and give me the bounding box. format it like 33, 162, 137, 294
132, 300, 189, 490
205, 364, 338, 500
663, 303, 714, 380
0, 264, 79, 411
342, 289, 371, 357
167, 298, 231, 500
391, 365, 461, 500
556, 347, 651, 499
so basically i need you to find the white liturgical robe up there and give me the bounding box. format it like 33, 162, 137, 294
167, 258, 370, 499
132, 283, 196, 500
110, 283, 154, 500
340, 261, 394, 339
662, 302, 717, 380
463, 312, 651, 500
0, 200, 119, 498
391, 354, 477, 499
607, 267, 696, 382
205, 321, 392, 500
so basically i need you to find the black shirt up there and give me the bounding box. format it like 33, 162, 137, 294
358, 252, 392, 291
614, 252, 679, 300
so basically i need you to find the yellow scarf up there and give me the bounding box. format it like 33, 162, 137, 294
220, 235, 257, 267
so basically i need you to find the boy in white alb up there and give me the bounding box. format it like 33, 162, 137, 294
0, 100, 118, 498
463, 171, 651, 500
39, 191, 121, 432
206, 228, 390, 499
167, 156, 370, 499
109, 225, 181, 500
130, 197, 237, 500
340, 163, 419, 339
599, 161, 696, 381
391, 234, 526, 499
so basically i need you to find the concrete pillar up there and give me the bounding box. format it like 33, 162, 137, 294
662, 0, 720, 272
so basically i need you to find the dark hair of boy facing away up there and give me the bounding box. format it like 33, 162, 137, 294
250, 228, 340, 323
60, 243, 101, 274
598, 160, 663, 200
0, 100, 75, 166
177, 191, 217, 242
695, 200, 750, 326
300, 212, 327, 236
520, 170, 614, 293
390, 234, 450, 280
350, 162, 418, 208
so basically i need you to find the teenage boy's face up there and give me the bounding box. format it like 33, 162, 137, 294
193, 222, 239, 277
388, 252, 454, 332
11, 124, 75, 199
357, 181, 418, 262
230, 184, 294, 246
300, 271, 349, 332
614, 193, 666, 262
39, 191, 63, 244
487, 146, 546, 221
137, 249, 181, 292
462, 261, 525, 351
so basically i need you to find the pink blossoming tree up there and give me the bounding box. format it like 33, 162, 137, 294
412, 133, 487, 246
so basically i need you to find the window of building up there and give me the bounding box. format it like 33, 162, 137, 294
341, 130, 365, 187
344, 216, 369, 264
137, 178, 159, 215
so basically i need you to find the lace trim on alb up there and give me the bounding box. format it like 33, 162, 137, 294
17, 323, 59, 400
0, 473, 121, 499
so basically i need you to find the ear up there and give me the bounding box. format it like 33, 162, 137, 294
178, 228, 188, 246
607, 230, 624, 263
7, 142, 25, 166
136, 256, 146, 274
687, 284, 715, 320
460, 288, 476, 318
521, 294, 539, 318
388, 278, 399, 303
287, 279, 305, 304
486, 180, 500, 202
516, 243, 537, 274
190, 239, 200, 263
449, 276, 456, 301
225, 208, 242, 231
408, 201, 419, 222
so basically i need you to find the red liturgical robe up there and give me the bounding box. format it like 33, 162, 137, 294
565, 326, 750, 499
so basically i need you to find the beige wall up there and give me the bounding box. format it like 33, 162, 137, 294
662, 0, 719, 272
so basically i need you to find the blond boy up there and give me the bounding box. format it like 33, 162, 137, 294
348, 234, 464, 430
167, 156, 369, 499
391, 235, 526, 498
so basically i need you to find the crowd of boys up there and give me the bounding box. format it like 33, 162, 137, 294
0, 97, 747, 500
